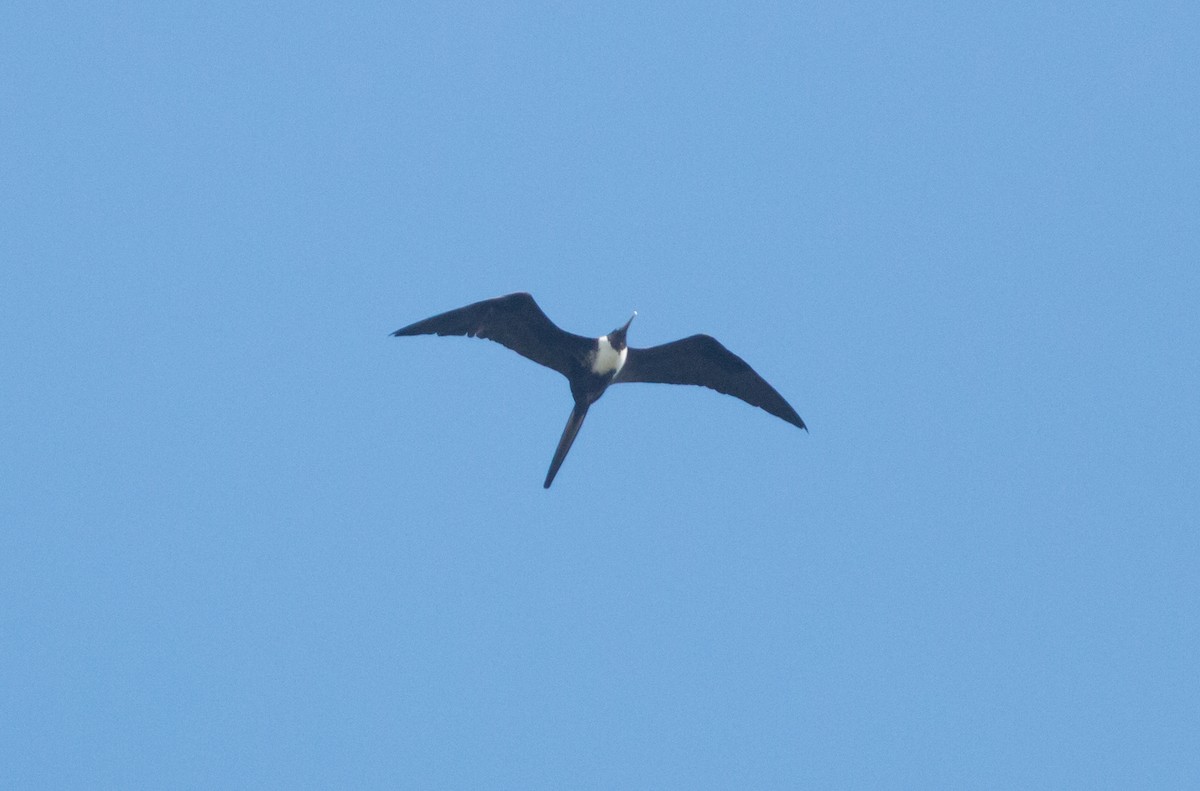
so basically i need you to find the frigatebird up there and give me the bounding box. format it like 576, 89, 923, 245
392, 292, 806, 488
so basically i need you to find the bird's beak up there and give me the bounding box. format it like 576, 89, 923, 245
622, 312, 637, 332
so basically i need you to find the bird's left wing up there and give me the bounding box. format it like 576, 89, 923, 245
392, 292, 591, 378
615, 334, 806, 430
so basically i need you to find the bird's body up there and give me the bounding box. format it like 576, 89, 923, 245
392, 292, 805, 488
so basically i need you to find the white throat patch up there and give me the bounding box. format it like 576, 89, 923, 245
591, 335, 627, 376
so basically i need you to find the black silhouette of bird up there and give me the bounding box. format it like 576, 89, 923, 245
392, 292, 806, 488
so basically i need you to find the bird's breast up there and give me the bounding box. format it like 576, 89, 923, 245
590, 335, 627, 376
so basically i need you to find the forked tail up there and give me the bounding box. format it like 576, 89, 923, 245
544, 402, 590, 488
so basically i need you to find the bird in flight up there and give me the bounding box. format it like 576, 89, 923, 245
392, 292, 806, 488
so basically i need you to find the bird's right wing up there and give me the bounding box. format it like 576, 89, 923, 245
616, 334, 806, 430
392, 292, 591, 378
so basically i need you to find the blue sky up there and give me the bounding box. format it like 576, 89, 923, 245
3, 1, 1198, 787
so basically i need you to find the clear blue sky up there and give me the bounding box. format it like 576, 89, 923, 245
4, 2, 1198, 788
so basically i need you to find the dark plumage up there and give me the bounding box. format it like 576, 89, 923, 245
392, 292, 805, 487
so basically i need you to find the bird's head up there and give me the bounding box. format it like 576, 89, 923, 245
608, 312, 636, 351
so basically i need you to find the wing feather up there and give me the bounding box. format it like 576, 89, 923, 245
392, 293, 590, 377
615, 334, 806, 430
